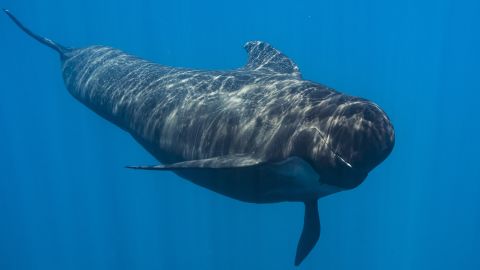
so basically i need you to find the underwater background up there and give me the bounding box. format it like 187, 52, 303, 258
1, 0, 479, 269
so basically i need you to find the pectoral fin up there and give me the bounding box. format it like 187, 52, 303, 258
126, 154, 264, 170
295, 200, 320, 266
128, 155, 321, 266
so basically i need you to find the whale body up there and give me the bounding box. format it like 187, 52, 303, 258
4, 10, 395, 266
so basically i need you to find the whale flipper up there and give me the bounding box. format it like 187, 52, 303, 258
129, 156, 321, 265
126, 154, 264, 170
243, 41, 301, 78
295, 200, 320, 266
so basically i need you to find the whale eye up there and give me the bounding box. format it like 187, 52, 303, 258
314, 153, 368, 189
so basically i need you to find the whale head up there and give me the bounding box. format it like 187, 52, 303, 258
305, 97, 395, 190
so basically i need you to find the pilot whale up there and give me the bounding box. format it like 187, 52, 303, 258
4, 10, 395, 265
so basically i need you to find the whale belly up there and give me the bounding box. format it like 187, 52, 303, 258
171, 157, 343, 203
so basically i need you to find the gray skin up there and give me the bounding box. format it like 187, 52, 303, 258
5, 10, 395, 266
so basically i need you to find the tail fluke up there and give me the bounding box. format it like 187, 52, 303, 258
3, 9, 67, 55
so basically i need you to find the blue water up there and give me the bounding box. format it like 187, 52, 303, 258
1, 0, 479, 269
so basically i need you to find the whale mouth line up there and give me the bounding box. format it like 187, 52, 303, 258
307, 126, 353, 169
334, 153, 352, 168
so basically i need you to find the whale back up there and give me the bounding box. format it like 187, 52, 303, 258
59, 45, 335, 166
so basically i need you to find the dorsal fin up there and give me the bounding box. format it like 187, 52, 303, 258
243, 41, 301, 78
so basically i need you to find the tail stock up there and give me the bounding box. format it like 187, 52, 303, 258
3, 9, 68, 55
